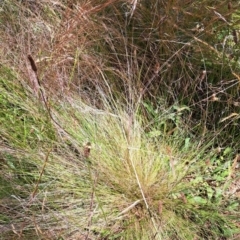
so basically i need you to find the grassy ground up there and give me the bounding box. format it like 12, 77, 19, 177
0, 0, 240, 239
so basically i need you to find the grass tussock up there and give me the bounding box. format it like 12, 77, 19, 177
1, 71, 239, 239
0, 0, 240, 239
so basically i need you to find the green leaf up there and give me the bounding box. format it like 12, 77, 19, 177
192, 176, 203, 184
189, 196, 207, 205
206, 186, 214, 200
215, 188, 223, 202
223, 147, 232, 156
227, 201, 239, 211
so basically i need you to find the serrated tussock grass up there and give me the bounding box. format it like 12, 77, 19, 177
0, 0, 240, 239
0, 72, 238, 239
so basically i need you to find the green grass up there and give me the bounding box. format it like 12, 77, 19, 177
0, 75, 239, 239
0, 0, 240, 239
